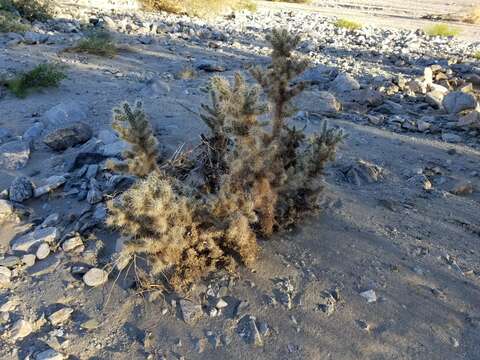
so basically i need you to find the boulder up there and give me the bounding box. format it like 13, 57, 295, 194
0, 140, 30, 170
43, 123, 93, 151
296, 90, 341, 114
329, 73, 360, 93
9, 176, 34, 203
44, 101, 87, 128
442, 91, 477, 114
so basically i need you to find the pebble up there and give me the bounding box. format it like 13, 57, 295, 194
10, 319, 33, 341
360, 290, 377, 303
62, 235, 84, 252
48, 307, 74, 326
36, 243, 51, 260
35, 349, 65, 360
83, 268, 108, 287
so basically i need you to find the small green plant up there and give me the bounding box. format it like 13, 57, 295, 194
0, 10, 29, 32
4, 63, 66, 98
11, 0, 52, 21
474, 51, 480, 61
68, 31, 118, 58
335, 18, 362, 30
425, 23, 461, 37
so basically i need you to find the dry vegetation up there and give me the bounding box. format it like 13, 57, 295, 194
463, 6, 480, 24
107, 29, 345, 292
140, 0, 256, 17
67, 30, 118, 58
334, 18, 362, 30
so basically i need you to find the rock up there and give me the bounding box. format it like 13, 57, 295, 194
35, 349, 65, 360
329, 73, 360, 93
342, 160, 385, 185
36, 243, 51, 260
407, 174, 432, 191
441, 133, 462, 143
11, 227, 58, 252
83, 268, 108, 287
0, 256, 20, 268
44, 101, 87, 128
215, 298, 228, 309
0, 140, 30, 170
48, 307, 73, 326
87, 179, 102, 204
34, 176, 67, 197
425, 91, 444, 109
98, 129, 118, 145
424, 67, 433, 84
450, 181, 474, 195
22, 122, 45, 143
80, 318, 100, 330
296, 90, 341, 114
0, 199, 16, 222
458, 110, 480, 129
442, 91, 477, 114
0, 128, 13, 143
43, 123, 93, 151
27, 255, 60, 276
9, 176, 34, 203
299, 64, 336, 84
62, 235, 84, 252
0, 266, 12, 288
0, 298, 19, 312
196, 60, 225, 72
24, 31, 48, 44
360, 289, 377, 303
40, 213, 60, 228
22, 254, 36, 267
417, 119, 432, 132
101, 140, 129, 157
10, 319, 33, 341
193, 338, 207, 353
179, 299, 202, 323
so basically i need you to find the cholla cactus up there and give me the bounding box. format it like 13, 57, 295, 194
108, 28, 346, 292
109, 101, 160, 177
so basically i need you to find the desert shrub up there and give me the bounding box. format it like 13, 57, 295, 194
140, 0, 256, 17
1, 0, 53, 22
425, 23, 460, 37
68, 31, 117, 58
463, 6, 480, 24
4, 63, 66, 98
268, 0, 311, 3
474, 52, 480, 61
108, 29, 345, 292
0, 9, 29, 32
335, 18, 362, 30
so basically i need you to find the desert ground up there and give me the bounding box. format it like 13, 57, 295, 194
0, 1, 479, 359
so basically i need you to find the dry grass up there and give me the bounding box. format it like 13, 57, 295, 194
140, 0, 256, 17
463, 6, 480, 24
0, 10, 29, 32
67, 31, 118, 58
425, 23, 461, 37
335, 18, 362, 30
474, 52, 480, 61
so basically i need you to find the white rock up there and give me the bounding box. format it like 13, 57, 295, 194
83, 268, 108, 287
62, 235, 84, 252
22, 254, 36, 267
0, 266, 12, 288
360, 290, 377, 303
0, 140, 30, 170
329, 73, 360, 93
0, 298, 19, 312
10, 319, 33, 341
48, 307, 73, 325
11, 227, 58, 252
0, 199, 15, 222
215, 298, 228, 309
36, 243, 51, 260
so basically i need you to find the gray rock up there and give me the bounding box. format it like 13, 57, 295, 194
27, 255, 61, 276
296, 90, 341, 114
34, 176, 66, 197
441, 133, 462, 143
0, 140, 30, 170
43, 123, 93, 151
329, 73, 360, 93
9, 176, 34, 203
442, 91, 477, 114
0, 128, 13, 144
179, 299, 202, 323
0, 256, 20, 268
11, 227, 58, 252
23, 122, 45, 143
24, 31, 48, 44
425, 91, 444, 109
44, 101, 87, 128
39, 213, 60, 228
359, 289, 377, 303
98, 129, 118, 145
83, 268, 108, 287
299, 64, 337, 84
101, 140, 129, 157
35, 349, 65, 360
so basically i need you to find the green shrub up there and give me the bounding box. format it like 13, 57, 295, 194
335, 18, 362, 30
140, 0, 256, 17
425, 23, 461, 37
0, 0, 52, 22
474, 51, 480, 60
68, 31, 118, 58
0, 10, 29, 32
5, 63, 66, 98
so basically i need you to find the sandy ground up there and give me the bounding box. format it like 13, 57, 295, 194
0, 1, 479, 360
257, 0, 480, 41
